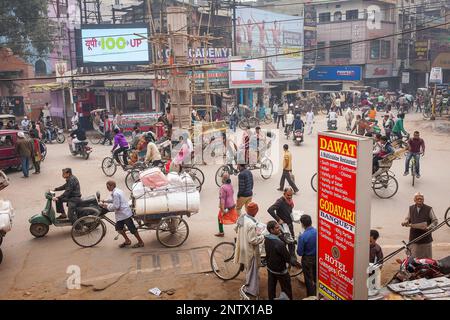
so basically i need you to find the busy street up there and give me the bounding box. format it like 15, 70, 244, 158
1, 0, 450, 303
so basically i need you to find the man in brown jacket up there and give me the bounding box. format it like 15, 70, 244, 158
15, 131, 33, 178
401, 192, 438, 258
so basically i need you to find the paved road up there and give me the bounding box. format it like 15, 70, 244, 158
0, 111, 449, 299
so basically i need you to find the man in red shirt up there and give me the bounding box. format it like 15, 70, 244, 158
404, 131, 425, 178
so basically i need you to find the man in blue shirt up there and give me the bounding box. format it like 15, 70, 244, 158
297, 214, 317, 297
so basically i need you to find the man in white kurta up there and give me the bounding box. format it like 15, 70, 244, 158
234, 202, 265, 297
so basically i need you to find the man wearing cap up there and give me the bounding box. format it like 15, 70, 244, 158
15, 131, 33, 178
401, 193, 438, 258
234, 202, 265, 297
21, 116, 30, 131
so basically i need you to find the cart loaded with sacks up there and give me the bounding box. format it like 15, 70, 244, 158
71, 168, 200, 248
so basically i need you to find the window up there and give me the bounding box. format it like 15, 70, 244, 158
330, 40, 351, 59
334, 11, 342, 21
346, 9, 358, 20
319, 12, 331, 23
0, 135, 14, 149
115, 0, 120, 5
381, 40, 391, 58
370, 40, 380, 59
35, 59, 47, 75
317, 41, 326, 61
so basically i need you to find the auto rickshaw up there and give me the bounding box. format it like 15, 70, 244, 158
0, 130, 26, 171
0, 115, 18, 130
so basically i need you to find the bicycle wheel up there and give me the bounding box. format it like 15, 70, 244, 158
372, 173, 398, 199
320, 107, 328, 115
410, 158, 416, 187
192, 175, 202, 192
156, 217, 189, 248
88, 131, 103, 145
444, 207, 450, 228
311, 173, 318, 192
125, 169, 141, 191
264, 114, 272, 124
215, 165, 230, 187
260, 158, 273, 180
101, 157, 117, 177
71, 215, 106, 248
210, 242, 241, 281
40, 142, 47, 161
238, 119, 248, 130
184, 166, 205, 185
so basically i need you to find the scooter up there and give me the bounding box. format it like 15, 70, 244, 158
293, 129, 304, 146
28, 191, 103, 238
327, 119, 337, 130
68, 138, 92, 160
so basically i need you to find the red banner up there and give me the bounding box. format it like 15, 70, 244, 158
317, 134, 358, 300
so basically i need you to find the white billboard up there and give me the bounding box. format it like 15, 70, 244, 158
229, 58, 265, 89
78, 25, 150, 65
236, 7, 304, 82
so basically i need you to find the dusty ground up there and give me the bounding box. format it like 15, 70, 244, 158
0, 111, 449, 300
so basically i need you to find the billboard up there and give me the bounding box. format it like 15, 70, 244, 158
236, 8, 304, 82
229, 58, 265, 89
308, 66, 362, 81
76, 24, 150, 66
317, 133, 371, 300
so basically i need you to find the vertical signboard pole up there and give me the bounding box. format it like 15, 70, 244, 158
316, 132, 372, 300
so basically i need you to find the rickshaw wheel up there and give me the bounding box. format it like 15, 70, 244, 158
311, 173, 318, 192
215, 165, 230, 187
260, 158, 273, 180
156, 217, 189, 248
71, 215, 106, 248
30, 223, 49, 238
444, 207, 450, 228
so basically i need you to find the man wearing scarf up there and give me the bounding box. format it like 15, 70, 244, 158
268, 188, 297, 264
233, 202, 265, 298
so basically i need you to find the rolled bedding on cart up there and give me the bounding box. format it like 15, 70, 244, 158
0, 199, 14, 233
131, 171, 200, 215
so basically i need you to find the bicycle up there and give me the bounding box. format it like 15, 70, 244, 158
210, 239, 302, 281
214, 158, 273, 187
101, 149, 131, 177
311, 169, 399, 199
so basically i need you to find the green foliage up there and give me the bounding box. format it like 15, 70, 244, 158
0, 0, 55, 57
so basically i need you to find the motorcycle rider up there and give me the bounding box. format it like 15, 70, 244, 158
292, 114, 304, 142
44, 116, 54, 142
327, 107, 338, 129
285, 111, 294, 137
53, 168, 81, 222
70, 125, 87, 153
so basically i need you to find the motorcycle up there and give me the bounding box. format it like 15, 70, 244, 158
43, 126, 65, 144
293, 129, 304, 146
327, 119, 337, 130
0, 170, 13, 264
28, 191, 105, 238
68, 137, 92, 160
391, 255, 450, 283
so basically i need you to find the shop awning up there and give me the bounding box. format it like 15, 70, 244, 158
28, 82, 70, 92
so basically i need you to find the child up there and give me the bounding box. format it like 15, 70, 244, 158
369, 229, 384, 265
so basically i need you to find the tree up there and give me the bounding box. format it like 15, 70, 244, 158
0, 0, 54, 58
